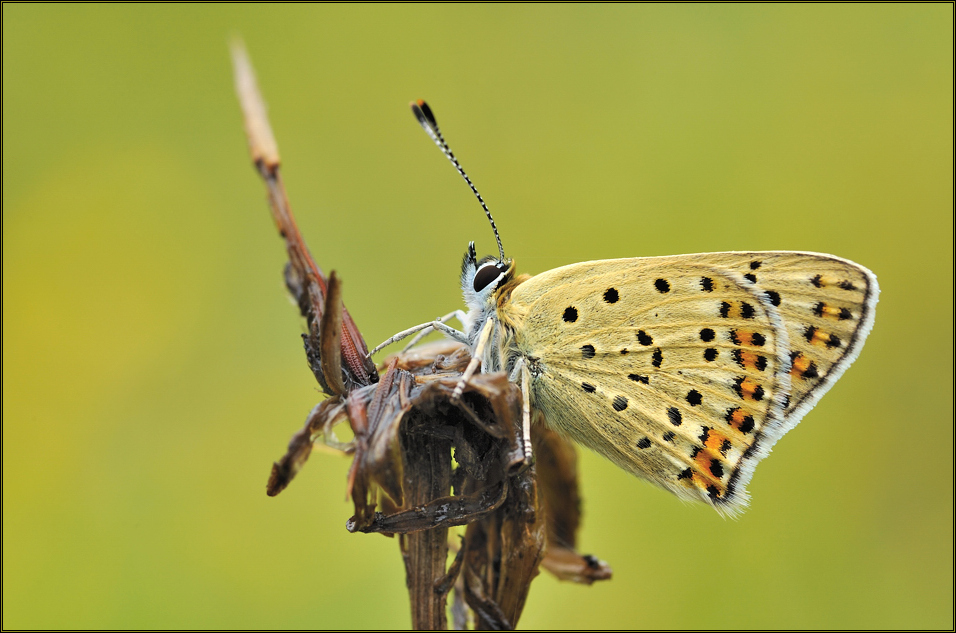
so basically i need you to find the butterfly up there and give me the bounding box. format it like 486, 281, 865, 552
373, 100, 879, 515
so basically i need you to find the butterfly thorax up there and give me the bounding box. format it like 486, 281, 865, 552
493, 274, 531, 324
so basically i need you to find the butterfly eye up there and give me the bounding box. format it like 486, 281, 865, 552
473, 262, 507, 292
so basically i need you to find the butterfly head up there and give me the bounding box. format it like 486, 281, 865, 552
461, 241, 514, 311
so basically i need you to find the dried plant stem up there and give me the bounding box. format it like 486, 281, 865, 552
400, 428, 453, 630
232, 40, 612, 631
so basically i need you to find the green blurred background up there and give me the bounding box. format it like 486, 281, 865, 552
3, 4, 952, 629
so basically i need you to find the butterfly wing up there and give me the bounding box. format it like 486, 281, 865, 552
499, 252, 877, 514
702, 253, 879, 421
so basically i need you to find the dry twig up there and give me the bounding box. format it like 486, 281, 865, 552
232, 41, 611, 630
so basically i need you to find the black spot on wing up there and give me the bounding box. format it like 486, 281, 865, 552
701, 277, 714, 292
677, 468, 692, 480
603, 287, 619, 303
628, 374, 649, 384
811, 274, 824, 288
751, 332, 766, 346
839, 307, 852, 320
732, 349, 744, 368
562, 306, 578, 323
813, 302, 825, 317
710, 459, 724, 478
686, 390, 703, 406
750, 260, 762, 270
741, 302, 756, 319
804, 326, 817, 342
637, 330, 653, 346
733, 376, 745, 398
667, 407, 682, 426
725, 407, 755, 433
663, 431, 676, 442
581, 382, 596, 393
720, 302, 731, 318
704, 348, 718, 362
612, 395, 628, 412
654, 278, 670, 293
839, 280, 857, 291
652, 348, 663, 368
699, 328, 715, 342
765, 290, 781, 307
637, 437, 651, 449
827, 334, 842, 348
581, 344, 596, 359
744, 273, 757, 283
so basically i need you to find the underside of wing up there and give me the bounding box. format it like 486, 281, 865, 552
695, 253, 879, 423
502, 252, 877, 514
505, 258, 791, 513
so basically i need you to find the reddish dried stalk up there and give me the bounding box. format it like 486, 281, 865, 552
232, 41, 612, 630
232, 41, 376, 395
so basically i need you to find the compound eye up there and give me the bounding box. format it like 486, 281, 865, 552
473, 262, 506, 292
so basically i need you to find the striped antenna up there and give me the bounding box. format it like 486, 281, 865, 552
411, 100, 506, 262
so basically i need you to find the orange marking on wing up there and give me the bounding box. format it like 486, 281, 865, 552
695, 451, 716, 473
691, 472, 709, 489
691, 470, 724, 497
791, 353, 811, 376
728, 408, 745, 430
819, 304, 845, 320
738, 350, 761, 370
736, 331, 754, 346
738, 377, 762, 401
705, 430, 730, 452
809, 329, 831, 346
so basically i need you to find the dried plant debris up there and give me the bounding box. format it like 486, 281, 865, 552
232, 41, 610, 630
232, 40, 376, 396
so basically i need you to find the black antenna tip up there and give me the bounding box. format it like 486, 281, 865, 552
411, 99, 437, 128
408, 100, 507, 263
409, 100, 425, 124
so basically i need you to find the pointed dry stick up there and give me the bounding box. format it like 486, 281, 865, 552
231, 40, 377, 391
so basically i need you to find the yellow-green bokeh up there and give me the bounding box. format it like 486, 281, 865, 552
3, 4, 952, 629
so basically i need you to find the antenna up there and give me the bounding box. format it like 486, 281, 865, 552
411, 100, 506, 263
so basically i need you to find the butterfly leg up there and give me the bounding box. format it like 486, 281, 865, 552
369, 320, 469, 356
452, 317, 494, 400
508, 357, 534, 466
401, 310, 469, 352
